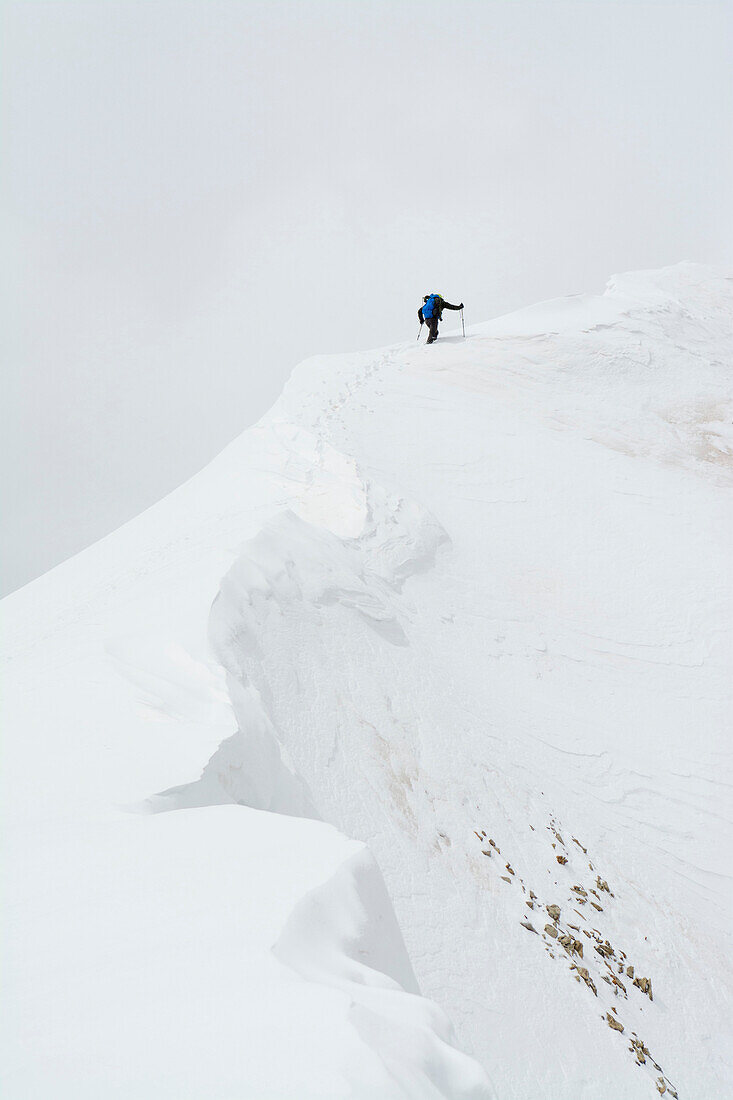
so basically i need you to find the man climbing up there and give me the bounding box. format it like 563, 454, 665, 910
418, 293, 464, 344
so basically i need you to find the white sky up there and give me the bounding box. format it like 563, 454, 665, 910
2, 0, 732, 596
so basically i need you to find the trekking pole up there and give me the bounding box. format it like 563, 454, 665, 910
417, 322, 423, 342
461, 308, 465, 338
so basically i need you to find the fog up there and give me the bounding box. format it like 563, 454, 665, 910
2, 0, 731, 596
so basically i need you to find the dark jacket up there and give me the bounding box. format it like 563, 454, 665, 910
418, 296, 462, 323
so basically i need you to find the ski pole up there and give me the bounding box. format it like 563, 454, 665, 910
417, 322, 423, 342
461, 308, 465, 338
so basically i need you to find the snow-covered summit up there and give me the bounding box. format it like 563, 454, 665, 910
3, 263, 732, 1099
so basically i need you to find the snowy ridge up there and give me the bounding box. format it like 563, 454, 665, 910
144, 441, 450, 818
3, 264, 732, 1098
434, 263, 733, 482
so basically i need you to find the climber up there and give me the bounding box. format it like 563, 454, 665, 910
418, 293, 464, 344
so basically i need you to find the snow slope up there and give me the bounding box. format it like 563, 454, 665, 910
3, 262, 732, 1098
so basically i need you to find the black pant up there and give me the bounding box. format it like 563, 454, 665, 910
425, 316, 440, 343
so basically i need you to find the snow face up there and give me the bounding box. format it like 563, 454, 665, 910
3, 263, 731, 1098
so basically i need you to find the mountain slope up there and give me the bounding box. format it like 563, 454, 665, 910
3, 263, 731, 1099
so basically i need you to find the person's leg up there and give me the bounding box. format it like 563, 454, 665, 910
426, 317, 439, 343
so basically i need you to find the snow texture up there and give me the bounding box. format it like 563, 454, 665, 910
2, 263, 731, 1098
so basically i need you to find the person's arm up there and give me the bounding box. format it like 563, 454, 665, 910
442, 300, 464, 311
418, 307, 424, 323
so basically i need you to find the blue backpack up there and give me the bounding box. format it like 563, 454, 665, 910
422, 294, 442, 320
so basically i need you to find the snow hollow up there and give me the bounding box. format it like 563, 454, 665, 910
2, 263, 732, 1099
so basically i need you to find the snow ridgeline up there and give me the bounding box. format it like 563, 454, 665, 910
135, 453, 490, 1095
3, 264, 732, 1098
2, 409, 490, 1092
151, 463, 450, 818
137, 450, 491, 1095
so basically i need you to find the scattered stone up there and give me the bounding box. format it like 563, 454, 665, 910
520, 920, 538, 934
572, 837, 587, 854
595, 942, 614, 958
501, 876, 512, 884
558, 933, 583, 957
606, 1013, 624, 1033
526, 900, 534, 910
633, 976, 653, 1000
546, 904, 561, 921
481, 849, 492, 857
572, 965, 597, 996
656, 1079, 666, 1095
596, 876, 610, 892
506, 863, 515, 875
481, 830, 487, 838
629, 1038, 648, 1064
626, 965, 634, 979
544, 923, 558, 939
590, 902, 603, 912
529, 890, 537, 900
571, 885, 587, 897
489, 839, 499, 852
556, 855, 568, 865
474, 831, 483, 841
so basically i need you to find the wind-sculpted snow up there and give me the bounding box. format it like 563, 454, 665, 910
132, 458, 490, 1098
149, 460, 450, 817
2, 264, 731, 1099
274, 847, 491, 1099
